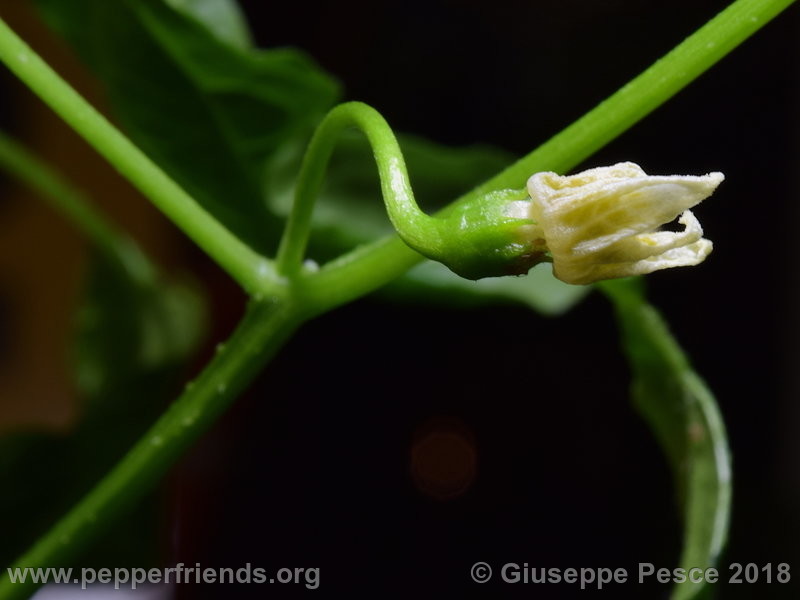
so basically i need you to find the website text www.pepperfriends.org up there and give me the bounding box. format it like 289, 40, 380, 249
6, 563, 319, 590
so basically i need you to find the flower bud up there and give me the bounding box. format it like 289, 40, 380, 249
518, 162, 723, 285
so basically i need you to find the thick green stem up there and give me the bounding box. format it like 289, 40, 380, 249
0, 18, 273, 296
0, 300, 301, 600
276, 101, 440, 277
293, 236, 419, 318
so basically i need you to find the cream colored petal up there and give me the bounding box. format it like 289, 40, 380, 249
526, 162, 646, 199
573, 210, 704, 262
598, 238, 713, 279
530, 173, 723, 256
523, 162, 722, 285
555, 238, 713, 285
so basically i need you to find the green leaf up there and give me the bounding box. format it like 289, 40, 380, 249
601, 278, 731, 600
35, 0, 340, 254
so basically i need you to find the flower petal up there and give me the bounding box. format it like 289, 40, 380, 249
575, 210, 704, 263
524, 162, 723, 285
529, 171, 723, 254
582, 238, 714, 283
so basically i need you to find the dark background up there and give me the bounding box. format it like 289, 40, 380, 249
1, 0, 799, 598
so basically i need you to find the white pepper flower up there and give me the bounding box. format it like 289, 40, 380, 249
516, 162, 723, 285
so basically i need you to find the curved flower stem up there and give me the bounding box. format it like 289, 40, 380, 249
275, 101, 441, 277
0, 18, 274, 297
0, 299, 301, 600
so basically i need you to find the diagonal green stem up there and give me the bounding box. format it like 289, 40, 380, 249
0, 17, 275, 296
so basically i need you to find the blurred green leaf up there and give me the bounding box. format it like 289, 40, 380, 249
0, 128, 205, 564
601, 278, 731, 600
0, 245, 206, 568
386, 262, 589, 316
162, 0, 253, 50
35, 0, 340, 254
74, 243, 206, 400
